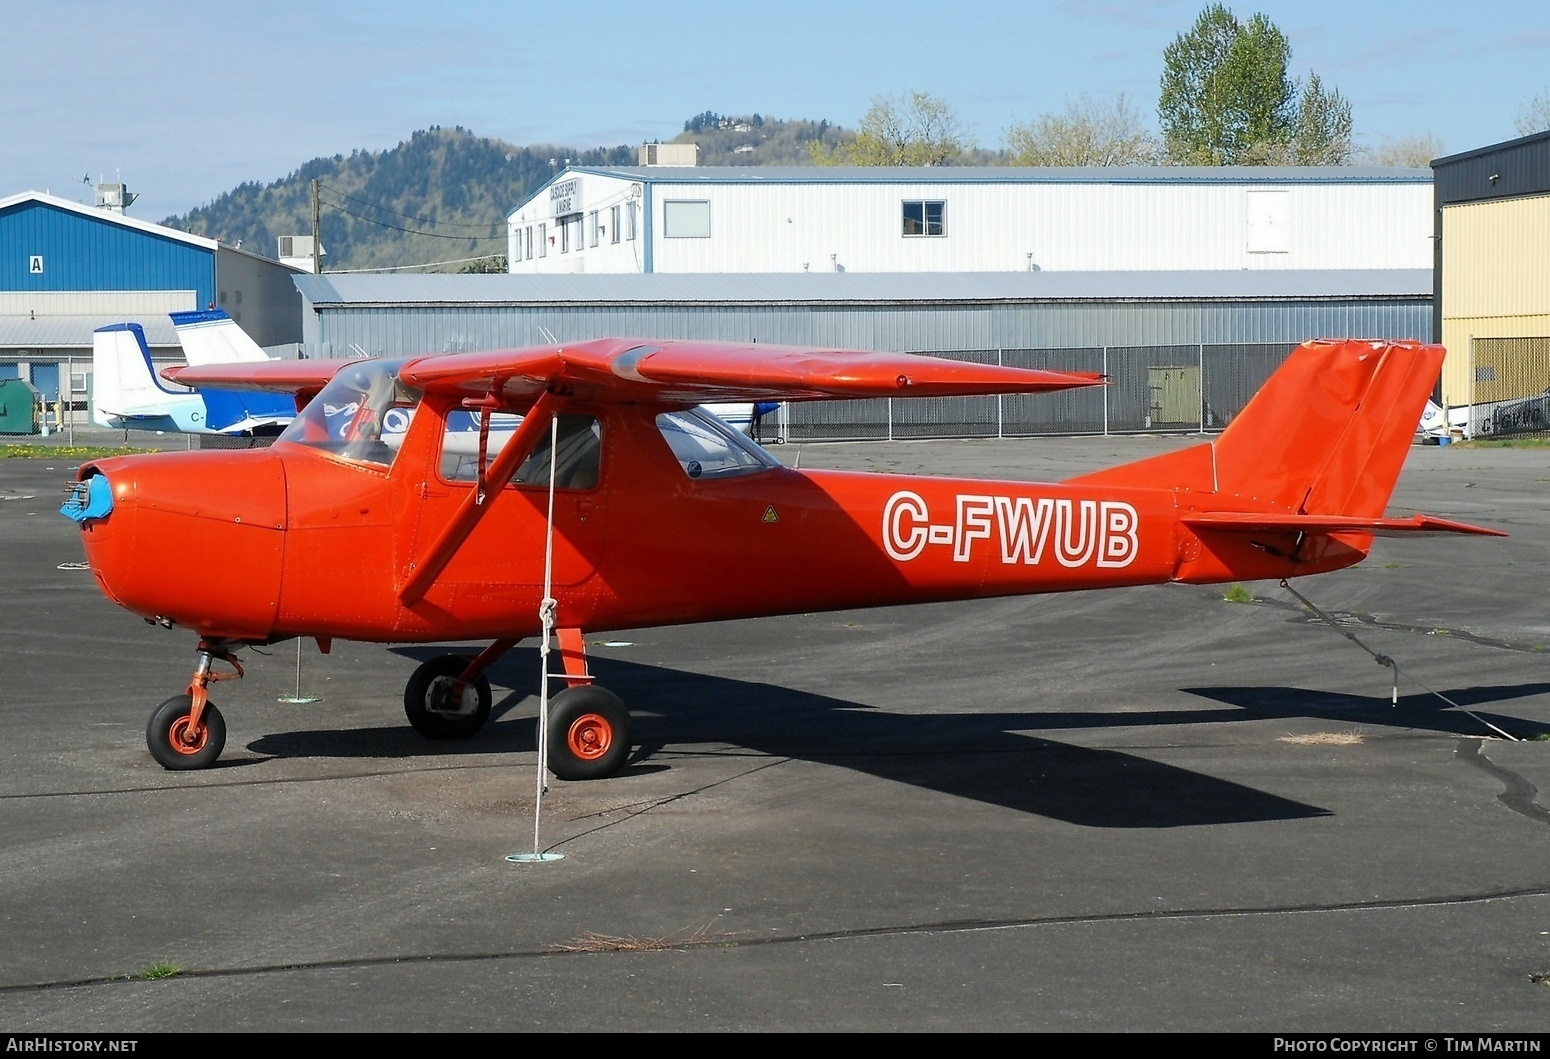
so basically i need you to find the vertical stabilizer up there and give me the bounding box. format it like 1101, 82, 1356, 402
91, 323, 180, 424
170, 309, 273, 366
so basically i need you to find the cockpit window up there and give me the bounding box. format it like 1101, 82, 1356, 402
276, 358, 418, 468
441, 412, 602, 491
656, 408, 779, 479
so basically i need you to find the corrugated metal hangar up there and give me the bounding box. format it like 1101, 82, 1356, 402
0, 189, 302, 409
506, 164, 1433, 276
1432, 130, 1550, 425
296, 268, 1431, 440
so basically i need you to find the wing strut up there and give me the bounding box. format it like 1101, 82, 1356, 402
398, 390, 562, 607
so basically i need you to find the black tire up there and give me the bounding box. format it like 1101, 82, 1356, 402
147, 695, 227, 771
404, 655, 492, 739
546, 685, 632, 781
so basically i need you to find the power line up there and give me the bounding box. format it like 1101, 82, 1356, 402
327, 252, 507, 274
317, 183, 507, 237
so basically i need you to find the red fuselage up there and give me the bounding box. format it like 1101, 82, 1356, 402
74, 400, 1353, 647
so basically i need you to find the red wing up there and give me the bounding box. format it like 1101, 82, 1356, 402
397, 337, 1103, 403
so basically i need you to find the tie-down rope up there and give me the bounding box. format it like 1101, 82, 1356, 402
1277, 578, 1518, 742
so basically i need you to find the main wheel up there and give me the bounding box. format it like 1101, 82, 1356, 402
147, 695, 227, 771
546, 685, 632, 781
404, 655, 492, 739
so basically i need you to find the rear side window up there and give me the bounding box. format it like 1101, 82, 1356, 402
656, 408, 778, 479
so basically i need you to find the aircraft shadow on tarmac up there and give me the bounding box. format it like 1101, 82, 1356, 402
243, 646, 1550, 829
1180, 683, 1550, 740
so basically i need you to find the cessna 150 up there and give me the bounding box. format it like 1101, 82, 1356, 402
61, 336, 1502, 779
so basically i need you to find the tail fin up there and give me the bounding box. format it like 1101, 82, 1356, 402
170, 309, 273, 366
1073, 339, 1443, 517
91, 323, 185, 425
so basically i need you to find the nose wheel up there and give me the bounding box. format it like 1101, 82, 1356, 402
147, 694, 227, 770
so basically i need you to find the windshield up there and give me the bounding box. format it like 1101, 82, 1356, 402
276, 358, 419, 467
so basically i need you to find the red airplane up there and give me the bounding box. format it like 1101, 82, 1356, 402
61, 336, 1503, 779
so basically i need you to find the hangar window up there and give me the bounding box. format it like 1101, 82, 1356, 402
664, 200, 711, 239
626, 203, 637, 241
538, 223, 547, 257
589, 210, 600, 247
610, 205, 621, 244
902, 200, 945, 237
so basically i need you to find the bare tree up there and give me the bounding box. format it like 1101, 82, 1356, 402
810, 92, 969, 166
1358, 133, 1446, 168
1516, 89, 1550, 136
1002, 93, 1161, 166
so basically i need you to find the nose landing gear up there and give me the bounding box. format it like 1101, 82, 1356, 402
146, 640, 241, 770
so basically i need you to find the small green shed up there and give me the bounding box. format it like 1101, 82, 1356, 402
0, 379, 41, 434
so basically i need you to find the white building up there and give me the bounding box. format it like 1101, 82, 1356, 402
506, 165, 1433, 276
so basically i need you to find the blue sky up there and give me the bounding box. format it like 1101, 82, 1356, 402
3, 0, 1547, 222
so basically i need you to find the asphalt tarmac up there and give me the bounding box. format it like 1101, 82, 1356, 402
2, 431, 1549, 1032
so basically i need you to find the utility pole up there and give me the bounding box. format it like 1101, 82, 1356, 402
311, 179, 321, 274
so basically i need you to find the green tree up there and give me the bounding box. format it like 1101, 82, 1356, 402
810, 92, 967, 166
1002, 92, 1160, 166
1159, 4, 1350, 165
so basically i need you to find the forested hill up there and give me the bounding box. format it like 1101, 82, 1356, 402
161, 117, 850, 273
162, 127, 634, 273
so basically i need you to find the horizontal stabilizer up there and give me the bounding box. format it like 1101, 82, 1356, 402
1183, 512, 1507, 538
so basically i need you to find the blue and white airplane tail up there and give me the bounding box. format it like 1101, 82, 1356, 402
170, 308, 275, 366
91, 318, 294, 436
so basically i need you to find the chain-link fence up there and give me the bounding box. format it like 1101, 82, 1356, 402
771, 342, 1294, 442
1464, 337, 1550, 440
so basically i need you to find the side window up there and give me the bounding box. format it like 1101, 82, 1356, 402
440, 412, 601, 490
656, 409, 778, 479
902, 200, 946, 237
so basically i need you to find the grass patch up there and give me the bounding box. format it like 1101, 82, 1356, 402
1279, 731, 1365, 746
0, 444, 161, 459
135, 961, 182, 980
548, 922, 740, 954
1458, 437, 1550, 448
1222, 583, 1254, 604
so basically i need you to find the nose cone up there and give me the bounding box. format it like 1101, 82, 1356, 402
68, 450, 287, 639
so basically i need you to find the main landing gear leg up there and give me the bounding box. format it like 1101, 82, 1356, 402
146, 639, 239, 770
403, 639, 513, 739
546, 628, 632, 781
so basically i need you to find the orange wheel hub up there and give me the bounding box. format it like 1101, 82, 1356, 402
565, 713, 612, 761
168, 717, 208, 755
